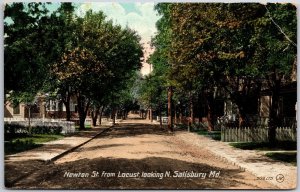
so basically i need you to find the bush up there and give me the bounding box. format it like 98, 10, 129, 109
30, 125, 62, 134
4, 123, 28, 134
5, 123, 63, 139
4, 123, 29, 140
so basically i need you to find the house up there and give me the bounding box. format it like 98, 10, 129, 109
4, 94, 78, 119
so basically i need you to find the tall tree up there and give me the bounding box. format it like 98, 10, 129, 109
4, 3, 51, 101
250, 3, 297, 143
52, 10, 143, 129
152, 2, 296, 137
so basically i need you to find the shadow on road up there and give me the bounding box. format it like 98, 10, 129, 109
96, 123, 172, 139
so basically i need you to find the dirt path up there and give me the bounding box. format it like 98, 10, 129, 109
8, 118, 276, 189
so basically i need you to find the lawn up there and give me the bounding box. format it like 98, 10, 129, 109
229, 141, 297, 151
75, 125, 92, 130
5, 134, 64, 155
229, 141, 297, 165
265, 152, 297, 166
195, 130, 221, 141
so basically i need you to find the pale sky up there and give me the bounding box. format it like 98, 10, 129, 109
5, 2, 159, 76
77, 2, 160, 75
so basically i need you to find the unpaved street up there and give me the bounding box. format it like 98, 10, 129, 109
8, 118, 276, 189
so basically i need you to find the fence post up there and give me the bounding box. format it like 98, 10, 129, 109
224, 127, 228, 142
221, 127, 223, 141
236, 127, 239, 142
229, 127, 233, 141
238, 126, 240, 142
223, 127, 226, 142
246, 127, 249, 142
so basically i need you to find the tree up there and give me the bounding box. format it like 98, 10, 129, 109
250, 3, 297, 143
168, 3, 266, 128
4, 2, 53, 102
151, 2, 296, 138
4, 2, 78, 119
44, 2, 77, 121
52, 10, 143, 129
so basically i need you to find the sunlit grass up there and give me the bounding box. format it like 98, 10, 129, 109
5, 134, 64, 155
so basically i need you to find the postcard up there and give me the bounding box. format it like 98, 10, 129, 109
3, 1, 297, 190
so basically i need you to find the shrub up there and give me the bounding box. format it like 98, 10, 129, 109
4, 123, 29, 140
5, 123, 63, 139
30, 125, 62, 135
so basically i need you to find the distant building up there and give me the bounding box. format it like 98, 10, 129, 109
4, 94, 78, 119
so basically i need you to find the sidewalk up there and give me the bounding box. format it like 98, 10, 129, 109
5, 126, 112, 163
175, 132, 297, 189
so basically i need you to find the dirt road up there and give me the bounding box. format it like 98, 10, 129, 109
7, 118, 276, 189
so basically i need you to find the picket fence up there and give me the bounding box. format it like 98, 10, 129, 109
4, 118, 75, 134
221, 126, 296, 142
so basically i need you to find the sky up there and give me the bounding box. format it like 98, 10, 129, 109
5, 2, 159, 75
75, 2, 160, 75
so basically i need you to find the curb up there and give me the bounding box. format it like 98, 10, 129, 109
187, 132, 285, 189
45, 126, 114, 164
5, 126, 114, 187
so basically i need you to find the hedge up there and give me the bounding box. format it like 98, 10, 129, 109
5, 123, 63, 138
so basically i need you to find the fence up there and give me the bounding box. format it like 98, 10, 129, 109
221, 126, 297, 142
4, 118, 75, 134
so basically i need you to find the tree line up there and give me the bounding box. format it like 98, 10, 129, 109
140, 3, 296, 143
4, 2, 143, 129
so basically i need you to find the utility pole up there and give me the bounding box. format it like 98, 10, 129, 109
167, 86, 173, 132
149, 59, 153, 123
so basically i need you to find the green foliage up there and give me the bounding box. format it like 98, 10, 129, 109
5, 139, 42, 155
4, 3, 61, 94
151, 3, 296, 131
4, 123, 29, 139
5, 3, 143, 127
30, 125, 63, 134
4, 123, 63, 139
136, 73, 167, 112
5, 134, 64, 155
250, 3, 297, 81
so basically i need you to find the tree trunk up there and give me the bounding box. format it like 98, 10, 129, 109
77, 94, 90, 130
98, 106, 104, 125
268, 80, 281, 144
65, 101, 71, 121
91, 106, 100, 127
174, 104, 177, 124
62, 91, 71, 121
238, 105, 247, 127
28, 106, 31, 132
159, 100, 162, 129
79, 115, 85, 130
150, 108, 153, 122
112, 107, 116, 125
204, 92, 214, 131
179, 111, 183, 124
188, 93, 194, 132
167, 86, 173, 132
66, 93, 71, 121
179, 102, 183, 124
